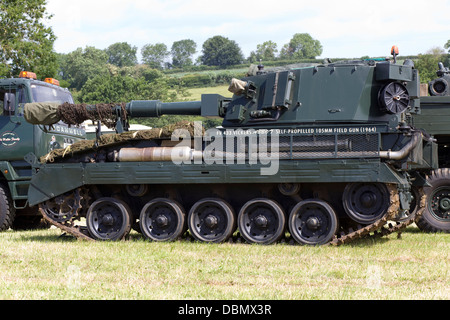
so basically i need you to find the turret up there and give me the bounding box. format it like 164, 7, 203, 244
222, 58, 419, 129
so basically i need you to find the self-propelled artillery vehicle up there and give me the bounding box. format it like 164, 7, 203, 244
24, 50, 438, 245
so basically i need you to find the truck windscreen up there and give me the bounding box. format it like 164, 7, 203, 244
31, 84, 74, 104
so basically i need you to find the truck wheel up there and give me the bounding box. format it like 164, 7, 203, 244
417, 169, 450, 233
0, 183, 15, 231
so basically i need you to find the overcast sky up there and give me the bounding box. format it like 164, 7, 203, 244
46, 0, 450, 61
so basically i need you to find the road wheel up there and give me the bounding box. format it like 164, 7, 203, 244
238, 198, 285, 244
188, 198, 236, 243
86, 197, 132, 240
289, 199, 339, 245
139, 198, 186, 241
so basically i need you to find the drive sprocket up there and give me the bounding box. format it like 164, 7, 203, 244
39, 188, 93, 241
40, 189, 82, 223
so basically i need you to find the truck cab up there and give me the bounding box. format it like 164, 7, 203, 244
0, 71, 85, 230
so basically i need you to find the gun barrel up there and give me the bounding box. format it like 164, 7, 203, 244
126, 100, 202, 118
23, 94, 227, 127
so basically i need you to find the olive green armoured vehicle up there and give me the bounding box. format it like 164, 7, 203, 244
23, 50, 443, 245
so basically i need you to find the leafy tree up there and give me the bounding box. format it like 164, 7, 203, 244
279, 43, 291, 59
79, 72, 178, 104
445, 40, 450, 53
415, 47, 450, 84
141, 43, 169, 69
105, 42, 137, 67
248, 41, 278, 62
280, 33, 322, 59
117, 64, 165, 83
0, 0, 57, 78
58, 46, 109, 90
171, 39, 197, 68
200, 36, 244, 67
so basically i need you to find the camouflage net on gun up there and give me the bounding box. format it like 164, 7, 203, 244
24, 102, 126, 128
57, 102, 126, 129
40, 121, 203, 163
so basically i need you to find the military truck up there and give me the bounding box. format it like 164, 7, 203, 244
0, 71, 85, 230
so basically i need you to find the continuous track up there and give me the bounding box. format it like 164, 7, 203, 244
39, 184, 425, 246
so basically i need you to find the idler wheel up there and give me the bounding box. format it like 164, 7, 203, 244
343, 183, 390, 224
139, 198, 186, 241
86, 197, 132, 240
238, 198, 285, 244
288, 199, 338, 245
188, 198, 236, 243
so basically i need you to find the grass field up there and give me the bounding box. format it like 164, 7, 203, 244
0, 224, 448, 300
184, 85, 232, 101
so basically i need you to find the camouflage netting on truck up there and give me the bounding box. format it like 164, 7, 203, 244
40, 121, 202, 163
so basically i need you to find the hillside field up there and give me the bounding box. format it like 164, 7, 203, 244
184, 85, 232, 101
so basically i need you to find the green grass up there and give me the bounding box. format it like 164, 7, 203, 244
168, 67, 249, 79
0, 225, 448, 300
184, 85, 232, 101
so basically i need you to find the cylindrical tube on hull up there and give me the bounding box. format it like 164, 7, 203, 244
117, 146, 192, 162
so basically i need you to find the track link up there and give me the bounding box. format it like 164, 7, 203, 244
40, 209, 93, 241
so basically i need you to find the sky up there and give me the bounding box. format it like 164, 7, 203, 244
45, 0, 450, 62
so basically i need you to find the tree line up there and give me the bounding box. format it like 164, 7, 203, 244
57, 32, 324, 92
66, 33, 323, 72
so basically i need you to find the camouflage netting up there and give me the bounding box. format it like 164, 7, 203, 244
24, 102, 125, 128
57, 102, 125, 129
40, 121, 203, 163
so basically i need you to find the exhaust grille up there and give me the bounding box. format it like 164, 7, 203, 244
204, 132, 380, 161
